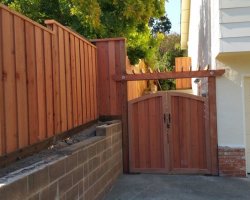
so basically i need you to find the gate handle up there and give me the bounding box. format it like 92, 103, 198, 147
164, 113, 171, 129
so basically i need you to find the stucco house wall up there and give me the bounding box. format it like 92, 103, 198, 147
183, 0, 250, 176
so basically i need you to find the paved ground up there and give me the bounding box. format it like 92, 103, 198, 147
103, 174, 250, 200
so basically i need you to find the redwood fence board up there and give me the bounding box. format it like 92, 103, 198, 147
0, 5, 98, 157
175, 57, 192, 89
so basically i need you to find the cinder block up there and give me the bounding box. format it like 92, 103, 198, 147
0, 177, 28, 200
65, 153, 78, 172
66, 185, 78, 200
78, 180, 84, 197
49, 159, 66, 182
28, 166, 49, 194
58, 173, 73, 196
39, 182, 58, 200
78, 148, 88, 165
88, 145, 97, 158
73, 166, 83, 185
28, 193, 39, 200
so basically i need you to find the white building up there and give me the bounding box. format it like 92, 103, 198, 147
181, 0, 250, 176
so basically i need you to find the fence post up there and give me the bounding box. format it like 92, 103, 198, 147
93, 38, 129, 173
208, 76, 218, 175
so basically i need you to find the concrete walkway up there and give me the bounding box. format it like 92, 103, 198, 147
104, 174, 250, 200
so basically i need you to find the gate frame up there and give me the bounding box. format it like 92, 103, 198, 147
93, 38, 225, 175
115, 71, 225, 175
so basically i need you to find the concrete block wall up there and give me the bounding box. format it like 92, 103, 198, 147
0, 121, 123, 200
218, 146, 246, 177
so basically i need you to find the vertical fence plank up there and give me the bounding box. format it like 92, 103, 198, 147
51, 25, 61, 134
92, 47, 98, 119
14, 16, 29, 148
84, 43, 91, 121
64, 31, 73, 129
58, 27, 67, 131
0, 9, 99, 156
44, 32, 54, 137
35, 27, 47, 141
88, 45, 94, 120
2, 11, 18, 153
75, 38, 83, 124
108, 42, 117, 115
70, 35, 78, 126
80, 41, 87, 124
0, 8, 5, 155
26, 22, 38, 144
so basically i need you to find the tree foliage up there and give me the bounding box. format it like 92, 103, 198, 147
0, 0, 171, 65
156, 33, 184, 90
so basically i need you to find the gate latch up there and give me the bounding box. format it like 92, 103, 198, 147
164, 113, 171, 129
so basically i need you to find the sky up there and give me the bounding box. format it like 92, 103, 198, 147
165, 0, 181, 34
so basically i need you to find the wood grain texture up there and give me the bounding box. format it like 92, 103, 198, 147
175, 57, 192, 89
51, 24, 61, 134
128, 94, 166, 172
70, 34, 78, 127
208, 77, 219, 175
64, 31, 73, 128
84, 42, 91, 121
80, 41, 86, 124
0, 7, 98, 156
58, 27, 67, 132
114, 70, 225, 81
25, 22, 38, 144
0, 8, 5, 155
14, 16, 28, 148
43, 31, 54, 137
88, 45, 94, 120
75, 37, 83, 124
35, 26, 47, 141
168, 92, 208, 173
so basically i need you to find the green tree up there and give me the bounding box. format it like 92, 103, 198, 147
156, 33, 184, 90
0, 0, 170, 65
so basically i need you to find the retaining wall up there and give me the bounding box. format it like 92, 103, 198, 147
0, 121, 123, 200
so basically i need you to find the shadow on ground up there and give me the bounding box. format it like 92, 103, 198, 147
104, 174, 250, 200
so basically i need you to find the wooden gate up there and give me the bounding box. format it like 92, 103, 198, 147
129, 91, 212, 174
128, 93, 169, 173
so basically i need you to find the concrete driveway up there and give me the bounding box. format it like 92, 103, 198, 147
104, 174, 250, 200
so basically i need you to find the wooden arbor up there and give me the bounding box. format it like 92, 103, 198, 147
92, 38, 225, 174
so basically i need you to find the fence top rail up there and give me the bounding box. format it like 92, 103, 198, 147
45, 19, 96, 48
0, 3, 54, 35
113, 69, 226, 81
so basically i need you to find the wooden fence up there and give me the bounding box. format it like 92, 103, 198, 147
0, 5, 98, 156
175, 57, 192, 89
126, 57, 148, 101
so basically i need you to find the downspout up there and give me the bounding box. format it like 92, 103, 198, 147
181, 0, 191, 50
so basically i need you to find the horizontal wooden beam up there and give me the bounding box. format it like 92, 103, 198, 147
113, 69, 225, 81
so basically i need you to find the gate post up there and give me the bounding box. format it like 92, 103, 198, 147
92, 38, 129, 173
208, 77, 219, 175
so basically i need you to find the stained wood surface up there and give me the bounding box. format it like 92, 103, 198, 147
93, 38, 129, 172
126, 57, 147, 101
175, 57, 192, 89
114, 69, 225, 81
168, 92, 209, 173
0, 6, 98, 156
128, 91, 214, 174
128, 93, 167, 172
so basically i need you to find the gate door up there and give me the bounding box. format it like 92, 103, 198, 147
128, 92, 169, 173
167, 92, 210, 174
128, 91, 213, 174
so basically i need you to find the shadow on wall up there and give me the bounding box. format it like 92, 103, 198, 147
198, 0, 211, 69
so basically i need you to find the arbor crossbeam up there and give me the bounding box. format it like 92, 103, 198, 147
113, 69, 225, 81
